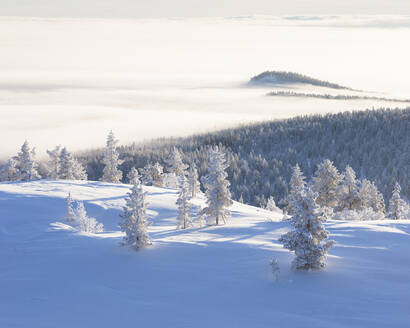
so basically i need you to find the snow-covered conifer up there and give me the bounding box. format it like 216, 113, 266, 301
388, 182, 410, 220
139, 162, 164, 186
279, 186, 334, 270
285, 164, 307, 214
75, 201, 103, 233
201, 146, 233, 225
119, 175, 151, 249
15, 141, 41, 181
127, 167, 140, 185
165, 147, 188, 177
187, 163, 200, 198
102, 131, 123, 183
163, 172, 179, 189
176, 175, 193, 229
59, 147, 87, 180
46, 145, 61, 179
266, 196, 281, 213
196, 205, 205, 227
337, 165, 361, 211
65, 192, 76, 222
0, 158, 19, 181
359, 179, 385, 213
312, 159, 343, 208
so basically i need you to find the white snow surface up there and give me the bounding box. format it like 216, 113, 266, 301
1, 180, 409, 327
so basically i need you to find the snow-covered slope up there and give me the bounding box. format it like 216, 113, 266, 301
1, 180, 409, 327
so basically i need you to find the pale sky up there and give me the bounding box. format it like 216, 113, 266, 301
2, 0, 410, 18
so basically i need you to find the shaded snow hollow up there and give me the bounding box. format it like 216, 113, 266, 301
1, 180, 409, 327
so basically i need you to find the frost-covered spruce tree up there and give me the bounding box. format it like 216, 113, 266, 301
337, 165, 361, 211
285, 164, 307, 214
266, 196, 281, 213
176, 175, 193, 229
187, 163, 200, 198
15, 141, 41, 181
59, 147, 87, 180
279, 186, 334, 270
0, 158, 19, 181
196, 205, 205, 227
75, 201, 103, 233
139, 162, 164, 186
46, 145, 61, 179
165, 147, 188, 177
388, 182, 410, 220
65, 192, 76, 222
127, 167, 140, 185
102, 131, 123, 183
359, 179, 385, 213
119, 174, 151, 250
312, 159, 343, 208
201, 146, 233, 225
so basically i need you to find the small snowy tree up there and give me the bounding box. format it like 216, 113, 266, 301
176, 175, 193, 229
0, 158, 19, 181
59, 147, 87, 180
187, 163, 201, 198
75, 201, 103, 233
163, 172, 179, 189
165, 147, 188, 177
65, 192, 76, 222
312, 159, 343, 208
15, 141, 41, 181
119, 175, 151, 250
388, 182, 410, 220
46, 145, 61, 179
279, 186, 334, 271
359, 179, 385, 213
102, 131, 123, 183
266, 196, 281, 213
139, 162, 164, 187
196, 205, 205, 227
269, 259, 280, 281
284, 164, 307, 214
336, 165, 361, 211
201, 146, 233, 225
127, 167, 140, 185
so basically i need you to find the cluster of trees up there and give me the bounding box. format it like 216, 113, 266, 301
267, 91, 410, 103
119, 146, 233, 250
249, 70, 352, 90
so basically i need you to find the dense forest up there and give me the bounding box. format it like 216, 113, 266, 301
79, 108, 409, 207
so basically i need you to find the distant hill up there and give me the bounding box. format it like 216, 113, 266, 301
249, 71, 352, 90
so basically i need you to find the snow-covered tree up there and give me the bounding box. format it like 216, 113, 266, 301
165, 147, 188, 177
279, 186, 334, 270
266, 196, 281, 213
176, 175, 193, 229
196, 205, 205, 227
46, 145, 61, 179
59, 147, 87, 180
201, 146, 233, 225
359, 179, 385, 213
65, 192, 76, 222
284, 164, 307, 214
163, 172, 179, 189
187, 163, 200, 198
336, 165, 361, 211
75, 201, 103, 233
102, 131, 123, 183
119, 175, 151, 250
312, 159, 343, 208
139, 162, 164, 186
0, 158, 19, 181
15, 141, 41, 181
127, 167, 140, 185
388, 182, 409, 220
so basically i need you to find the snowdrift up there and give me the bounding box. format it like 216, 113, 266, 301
1, 180, 409, 327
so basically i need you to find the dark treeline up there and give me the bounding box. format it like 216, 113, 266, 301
79, 108, 409, 207
267, 91, 410, 103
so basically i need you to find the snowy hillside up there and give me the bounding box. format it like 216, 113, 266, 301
1, 180, 410, 327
